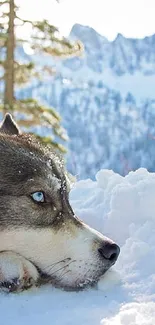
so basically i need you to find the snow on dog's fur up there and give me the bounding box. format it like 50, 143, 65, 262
0, 114, 120, 292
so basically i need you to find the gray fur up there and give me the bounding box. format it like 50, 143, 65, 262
0, 131, 73, 229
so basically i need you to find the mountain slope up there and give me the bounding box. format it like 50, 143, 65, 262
17, 24, 155, 179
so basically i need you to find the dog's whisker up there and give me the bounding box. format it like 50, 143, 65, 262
57, 270, 71, 281
40, 258, 71, 272
49, 260, 76, 277
50, 265, 67, 276
47, 259, 76, 273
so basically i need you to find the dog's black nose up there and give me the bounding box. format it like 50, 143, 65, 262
98, 242, 120, 262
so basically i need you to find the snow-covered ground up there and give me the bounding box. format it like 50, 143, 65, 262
0, 168, 154, 325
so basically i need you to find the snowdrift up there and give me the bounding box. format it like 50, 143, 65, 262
0, 168, 155, 325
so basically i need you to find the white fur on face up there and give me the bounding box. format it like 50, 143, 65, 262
0, 224, 113, 289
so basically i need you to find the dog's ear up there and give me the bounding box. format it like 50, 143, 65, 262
0, 113, 20, 135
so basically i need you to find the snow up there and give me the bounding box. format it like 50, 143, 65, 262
0, 167, 154, 324
101, 302, 155, 325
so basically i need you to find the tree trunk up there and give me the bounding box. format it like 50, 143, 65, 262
4, 0, 15, 114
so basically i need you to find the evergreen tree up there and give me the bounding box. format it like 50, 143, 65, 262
0, 0, 83, 151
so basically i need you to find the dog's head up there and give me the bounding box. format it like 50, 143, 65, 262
0, 114, 120, 290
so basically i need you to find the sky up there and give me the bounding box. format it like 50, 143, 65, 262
17, 0, 155, 40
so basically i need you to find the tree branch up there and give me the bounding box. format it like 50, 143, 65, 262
0, 1, 8, 6
15, 15, 33, 25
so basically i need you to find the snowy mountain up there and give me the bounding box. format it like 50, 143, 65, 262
17, 24, 155, 179
62, 24, 155, 98
69, 24, 155, 77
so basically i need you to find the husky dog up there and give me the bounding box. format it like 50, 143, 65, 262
0, 114, 120, 292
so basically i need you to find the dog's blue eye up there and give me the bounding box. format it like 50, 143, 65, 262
31, 192, 45, 203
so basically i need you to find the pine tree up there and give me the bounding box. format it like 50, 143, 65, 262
0, 0, 83, 152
